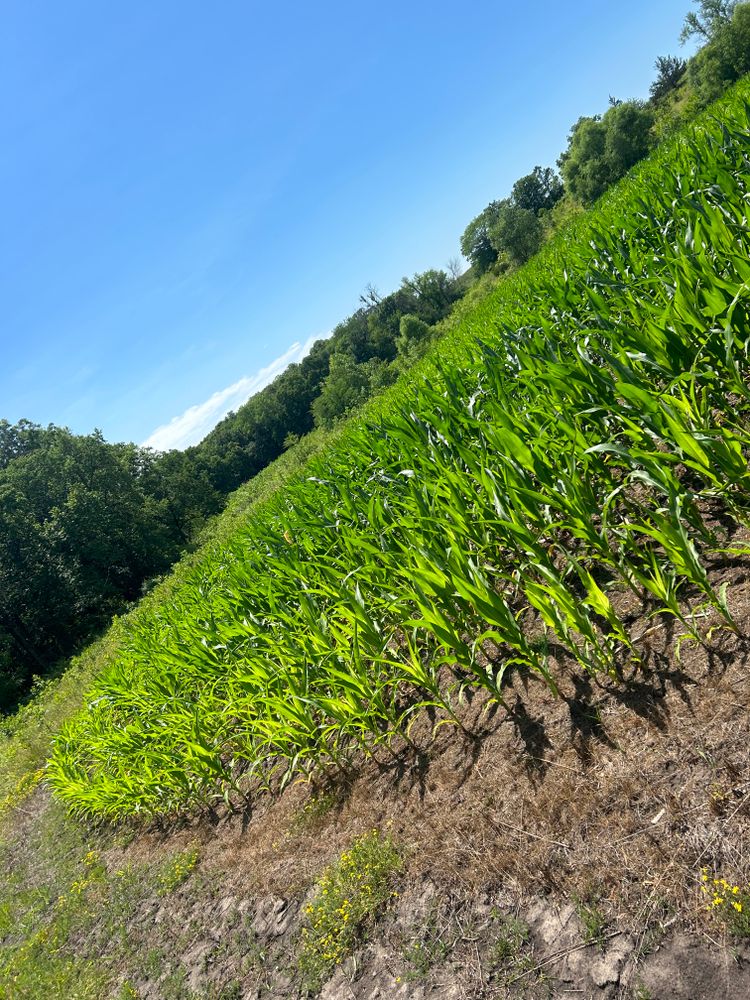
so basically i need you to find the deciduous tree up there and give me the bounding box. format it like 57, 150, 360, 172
558, 101, 655, 204
488, 202, 544, 266
511, 166, 564, 215
460, 201, 503, 273
649, 55, 687, 101
680, 0, 738, 42
687, 2, 750, 104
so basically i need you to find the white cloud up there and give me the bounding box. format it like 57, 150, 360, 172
141, 336, 318, 452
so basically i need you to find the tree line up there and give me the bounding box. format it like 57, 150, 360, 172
1, 0, 748, 708
461, 0, 750, 275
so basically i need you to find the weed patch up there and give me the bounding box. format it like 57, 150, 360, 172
157, 845, 200, 895
700, 869, 750, 937
400, 906, 451, 980
573, 890, 609, 949
289, 791, 340, 834
297, 829, 401, 992
488, 912, 531, 968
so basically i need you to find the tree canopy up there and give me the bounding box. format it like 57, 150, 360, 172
460, 202, 504, 273
0, 426, 181, 705
488, 202, 543, 266
649, 55, 688, 101
681, 0, 738, 41
687, 2, 750, 103
511, 166, 564, 215
558, 101, 656, 204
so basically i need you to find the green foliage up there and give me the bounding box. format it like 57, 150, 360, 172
687, 2, 750, 105
395, 314, 433, 369
558, 100, 655, 203
485, 910, 542, 989
462, 169, 560, 274
700, 870, 750, 936
0, 798, 218, 999
488, 201, 544, 266
297, 831, 401, 991
489, 914, 530, 966
0, 418, 45, 468
0, 428, 188, 707
399, 908, 451, 980
0, 632, 120, 824
0, 422, 336, 825
42, 81, 750, 821
541, 192, 585, 239
197, 268, 462, 491
6, 0, 750, 723
0, 260, 464, 708
632, 985, 654, 1000
0, 766, 44, 813
573, 891, 609, 949
140, 448, 222, 546
0, 828, 110, 999
649, 55, 687, 102
511, 166, 564, 215
195, 340, 332, 495
290, 791, 340, 833
311, 354, 395, 428
681, 0, 738, 42
398, 313, 431, 346
399, 269, 457, 325
460, 201, 503, 273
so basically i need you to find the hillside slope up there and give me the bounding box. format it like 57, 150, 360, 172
2, 80, 750, 999
48, 79, 750, 821
2, 545, 750, 998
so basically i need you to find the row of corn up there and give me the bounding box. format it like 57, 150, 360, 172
47, 83, 750, 819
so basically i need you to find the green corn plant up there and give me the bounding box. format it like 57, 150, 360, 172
44, 79, 750, 820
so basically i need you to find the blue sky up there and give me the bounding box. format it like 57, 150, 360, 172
1, 0, 693, 449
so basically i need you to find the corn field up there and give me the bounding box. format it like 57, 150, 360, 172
48, 81, 750, 819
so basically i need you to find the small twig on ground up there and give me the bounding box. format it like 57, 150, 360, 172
524, 755, 581, 774
475, 940, 483, 984
486, 816, 571, 852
